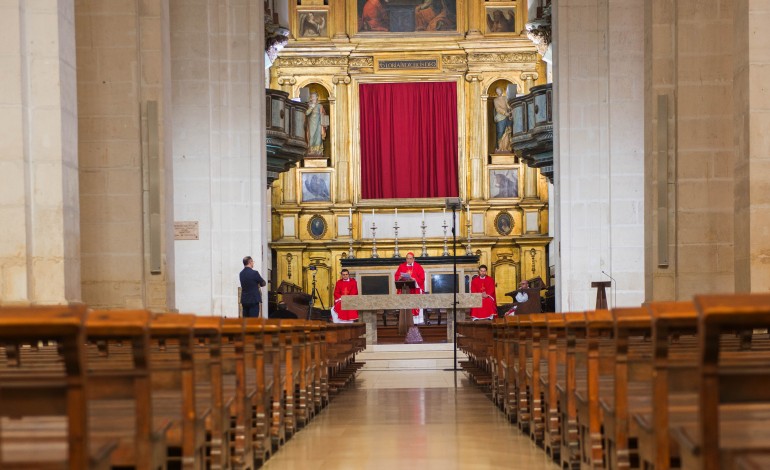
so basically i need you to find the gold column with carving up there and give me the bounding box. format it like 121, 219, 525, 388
333, 74, 351, 203
466, 73, 484, 200
333, 0, 348, 41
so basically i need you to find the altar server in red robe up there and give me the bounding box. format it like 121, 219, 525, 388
331, 269, 359, 323
394, 252, 426, 324
470, 265, 497, 320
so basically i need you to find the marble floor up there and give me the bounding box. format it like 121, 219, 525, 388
262, 370, 560, 469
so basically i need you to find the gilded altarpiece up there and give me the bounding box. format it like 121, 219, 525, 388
270, 0, 550, 309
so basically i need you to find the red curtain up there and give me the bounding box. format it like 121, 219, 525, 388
359, 82, 459, 199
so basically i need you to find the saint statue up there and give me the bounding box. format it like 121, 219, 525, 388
493, 87, 513, 153
305, 92, 328, 156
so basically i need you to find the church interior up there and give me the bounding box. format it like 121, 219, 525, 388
2, 0, 770, 468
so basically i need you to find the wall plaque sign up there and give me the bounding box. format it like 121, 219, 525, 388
174, 221, 199, 240
375, 57, 440, 72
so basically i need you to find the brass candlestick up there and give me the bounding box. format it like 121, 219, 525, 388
347, 222, 355, 259
421, 220, 428, 257
442, 219, 449, 256
393, 220, 401, 258
370, 221, 379, 258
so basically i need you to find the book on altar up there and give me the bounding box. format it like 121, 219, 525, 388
399, 273, 413, 280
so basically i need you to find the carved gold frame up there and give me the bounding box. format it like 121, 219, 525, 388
294, 6, 331, 41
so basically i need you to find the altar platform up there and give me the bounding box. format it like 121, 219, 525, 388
356, 343, 467, 371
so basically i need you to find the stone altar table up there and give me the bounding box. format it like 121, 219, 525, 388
342, 293, 483, 344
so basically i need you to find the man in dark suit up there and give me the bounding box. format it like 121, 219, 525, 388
240, 256, 266, 318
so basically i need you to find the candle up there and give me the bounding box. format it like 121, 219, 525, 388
372, 209, 375, 217
466, 203, 471, 217
349, 207, 352, 219
422, 209, 425, 222
395, 207, 397, 218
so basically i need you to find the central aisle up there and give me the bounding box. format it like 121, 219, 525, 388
262, 370, 560, 469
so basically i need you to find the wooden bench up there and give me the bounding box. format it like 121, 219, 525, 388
191, 315, 231, 470
0, 305, 117, 470
85, 309, 171, 470
677, 294, 770, 470
1, 307, 365, 470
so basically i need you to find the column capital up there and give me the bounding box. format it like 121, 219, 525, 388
465, 73, 483, 83
333, 74, 351, 85
277, 75, 297, 86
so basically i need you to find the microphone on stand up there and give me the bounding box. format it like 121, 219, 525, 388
601, 270, 617, 309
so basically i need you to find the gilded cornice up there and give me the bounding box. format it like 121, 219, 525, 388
279, 56, 349, 67
442, 54, 467, 66
349, 56, 374, 68
468, 52, 538, 63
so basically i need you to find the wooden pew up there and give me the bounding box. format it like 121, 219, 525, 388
630, 301, 699, 470
0, 305, 117, 469
2, 307, 362, 470
574, 310, 614, 469
220, 318, 255, 469
238, 318, 270, 466
601, 307, 652, 470
558, 312, 587, 470
145, 312, 208, 470
527, 314, 549, 445
543, 313, 567, 460
85, 309, 171, 470
192, 316, 231, 470
457, 321, 494, 387
679, 294, 770, 470
513, 315, 531, 432
490, 318, 506, 408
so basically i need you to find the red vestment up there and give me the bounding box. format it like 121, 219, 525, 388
394, 261, 425, 317
333, 278, 359, 321
360, 0, 389, 32
470, 275, 497, 319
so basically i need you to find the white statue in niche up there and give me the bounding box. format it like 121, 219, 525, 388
305, 92, 328, 156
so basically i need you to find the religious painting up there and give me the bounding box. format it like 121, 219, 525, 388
297, 10, 328, 38
357, 0, 457, 34
488, 166, 519, 199
300, 170, 332, 203
485, 6, 517, 34
494, 211, 514, 236
307, 215, 328, 239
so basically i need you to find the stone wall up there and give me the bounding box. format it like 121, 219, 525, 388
76, 0, 175, 310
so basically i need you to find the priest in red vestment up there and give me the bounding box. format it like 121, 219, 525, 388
331, 269, 359, 323
394, 252, 426, 324
470, 265, 497, 320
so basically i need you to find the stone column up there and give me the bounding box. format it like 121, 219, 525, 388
466, 73, 484, 200
553, 0, 645, 311
333, 74, 351, 203
171, 0, 268, 316
734, 0, 770, 291
0, 0, 80, 304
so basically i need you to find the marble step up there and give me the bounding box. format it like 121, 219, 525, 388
357, 343, 467, 370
